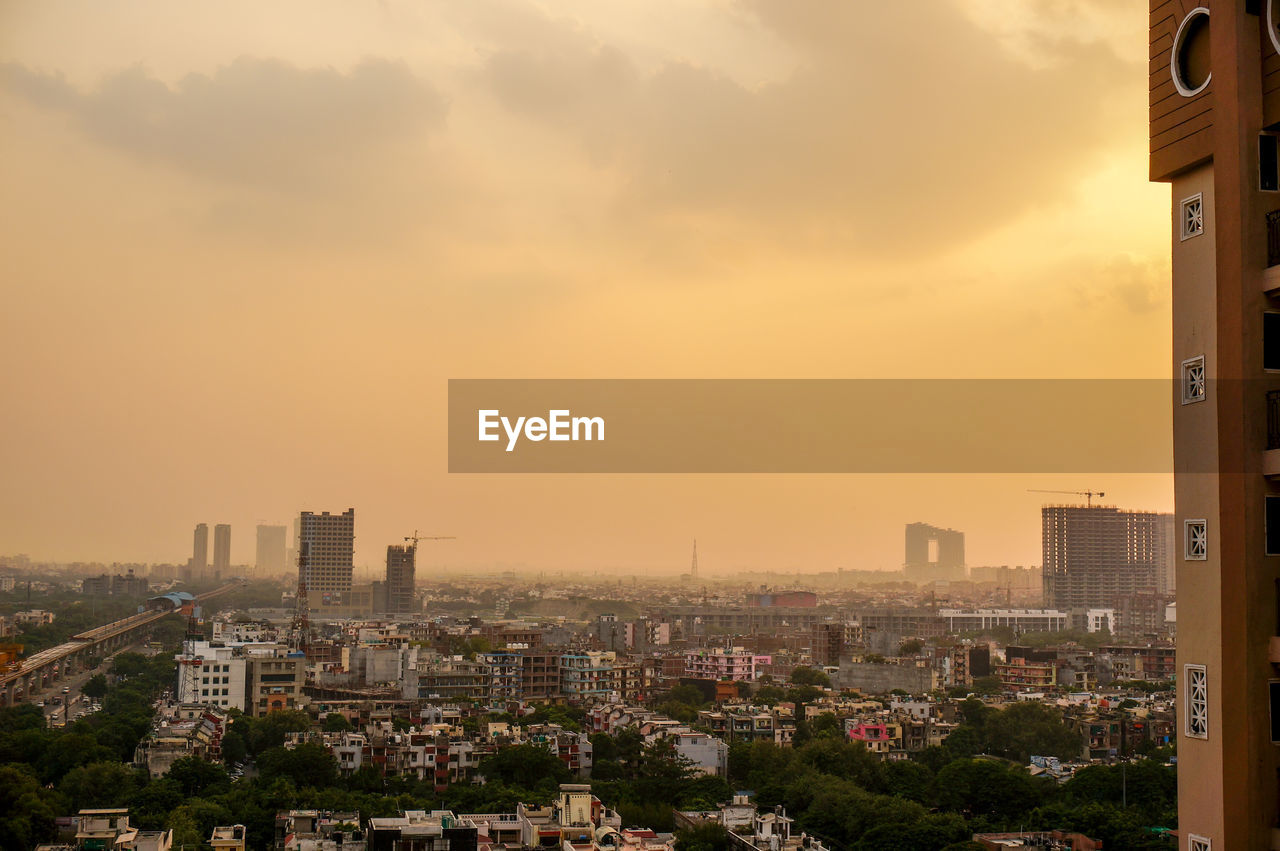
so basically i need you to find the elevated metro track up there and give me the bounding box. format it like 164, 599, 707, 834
0, 580, 242, 705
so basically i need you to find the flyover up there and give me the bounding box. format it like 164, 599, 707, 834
0, 580, 242, 706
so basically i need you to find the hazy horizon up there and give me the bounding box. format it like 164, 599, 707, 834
1, 2, 1173, 572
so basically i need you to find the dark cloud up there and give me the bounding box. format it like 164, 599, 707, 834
1, 57, 447, 194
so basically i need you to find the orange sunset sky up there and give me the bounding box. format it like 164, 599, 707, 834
0, 1, 1174, 576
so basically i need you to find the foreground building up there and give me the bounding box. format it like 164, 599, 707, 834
1149, 3, 1280, 846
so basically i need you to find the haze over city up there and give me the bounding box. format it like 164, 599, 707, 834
1, 2, 1172, 571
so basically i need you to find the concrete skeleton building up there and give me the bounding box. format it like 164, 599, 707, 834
1148, 3, 1280, 846
1041, 506, 1172, 614
385, 544, 416, 616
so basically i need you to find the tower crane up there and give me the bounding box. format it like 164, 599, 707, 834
405, 531, 457, 548
1027, 489, 1107, 507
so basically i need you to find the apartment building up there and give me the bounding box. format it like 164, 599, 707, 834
683, 647, 771, 682
1147, 6, 1280, 839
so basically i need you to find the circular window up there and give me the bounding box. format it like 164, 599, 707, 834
1172, 8, 1211, 97
1269, 0, 1280, 58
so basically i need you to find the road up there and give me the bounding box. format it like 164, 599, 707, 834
37, 643, 143, 727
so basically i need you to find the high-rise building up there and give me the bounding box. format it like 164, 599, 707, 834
212, 524, 231, 579
255, 525, 287, 577
903, 522, 965, 582
385, 544, 416, 616
297, 508, 355, 606
1041, 506, 1169, 613
191, 523, 209, 582
1150, 6, 1280, 841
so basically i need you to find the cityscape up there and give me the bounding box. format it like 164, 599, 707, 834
3, 1, 1276, 850
0, 500, 1179, 850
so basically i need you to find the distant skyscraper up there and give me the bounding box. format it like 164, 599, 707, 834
212, 524, 231, 579
255, 525, 287, 577
297, 508, 355, 605
1041, 506, 1170, 612
191, 523, 209, 581
385, 544, 416, 615
903, 522, 965, 582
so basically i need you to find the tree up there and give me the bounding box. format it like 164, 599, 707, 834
58, 761, 141, 811
971, 675, 1004, 696
669, 684, 709, 706
982, 702, 1081, 762
898, 639, 925, 656
935, 759, 1049, 821
674, 822, 731, 851
257, 743, 338, 788
167, 755, 231, 797
323, 713, 353, 733
0, 764, 60, 851
82, 674, 108, 700
790, 666, 832, 688
479, 744, 571, 788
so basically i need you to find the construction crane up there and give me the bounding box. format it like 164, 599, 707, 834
1028, 489, 1107, 507
404, 531, 457, 548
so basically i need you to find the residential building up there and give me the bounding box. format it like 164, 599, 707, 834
560, 651, 615, 702
683, 647, 771, 682
191, 523, 209, 582
245, 646, 307, 716
213, 524, 231, 579
297, 509, 356, 609
256, 525, 288, 577
209, 825, 247, 851
1148, 6, 1280, 842
176, 641, 249, 710
133, 703, 228, 777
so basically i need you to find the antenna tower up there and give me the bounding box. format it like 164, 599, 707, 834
292, 545, 312, 654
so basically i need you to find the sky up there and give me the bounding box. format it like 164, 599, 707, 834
0, 0, 1175, 576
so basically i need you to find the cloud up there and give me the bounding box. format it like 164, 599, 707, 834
1, 56, 447, 195
474, 1, 1135, 259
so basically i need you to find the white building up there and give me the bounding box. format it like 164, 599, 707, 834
176, 642, 248, 711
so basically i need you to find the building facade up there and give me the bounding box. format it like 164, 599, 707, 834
904, 522, 965, 583
385, 544, 416, 616
1149, 4, 1280, 845
1041, 506, 1171, 611
213, 524, 231, 579
298, 508, 356, 606
256, 524, 287, 577
191, 523, 209, 581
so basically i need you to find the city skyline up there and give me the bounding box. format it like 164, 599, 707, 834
0, 2, 1172, 572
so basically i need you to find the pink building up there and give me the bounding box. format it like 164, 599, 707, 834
683, 648, 772, 681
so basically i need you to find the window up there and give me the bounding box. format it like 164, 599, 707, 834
1268, 497, 1280, 556
1188, 835, 1211, 851
1264, 134, 1280, 192
1181, 193, 1205, 239
1182, 355, 1206, 404
1172, 8, 1211, 97
1267, 313, 1280, 370
1185, 519, 1208, 560
1186, 665, 1208, 739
